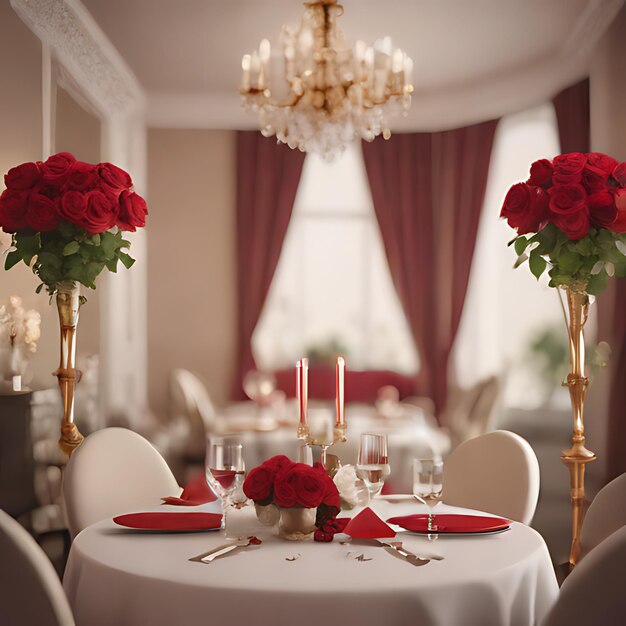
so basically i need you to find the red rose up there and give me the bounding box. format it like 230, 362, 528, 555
552, 153, 586, 185
613, 163, 626, 187
313, 462, 341, 510
587, 191, 617, 228
528, 159, 553, 188
41, 152, 76, 183
26, 193, 61, 231
117, 190, 148, 232
500, 183, 547, 234
586, 152, 617, 176
262, 455, 296, 475
548, 184, 586, 215
98, 162, 132, 195
81, 190, 118, 234
60, 191, 88, 225
611, 190, 626, 233
243, 466, 275, 503
551, 207, 590, 240
273, 471, 298, 508
293, 466, 326, 508
67, 162, 99, 192
5, 162, 40, 190
0, 189, 29, 232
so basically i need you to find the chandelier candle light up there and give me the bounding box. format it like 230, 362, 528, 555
240, 0, 413, 158
297, 355, 347, 464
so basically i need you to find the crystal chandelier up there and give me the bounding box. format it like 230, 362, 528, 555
240, 0, 413, 159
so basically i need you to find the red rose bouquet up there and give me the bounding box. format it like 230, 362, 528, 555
501, 152, 626, 294
243, 455, 342, 541
0, 152, 147, 295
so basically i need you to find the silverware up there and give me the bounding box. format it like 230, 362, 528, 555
375, 540, 441, 566
189, 536, 259, 563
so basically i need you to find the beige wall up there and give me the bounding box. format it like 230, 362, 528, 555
587, 4, 626, 482
147, 129, 237, 416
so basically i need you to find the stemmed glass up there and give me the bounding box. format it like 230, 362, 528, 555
206, 437, 245, 533
412, 458, 443, 533
357, 433, 390, 498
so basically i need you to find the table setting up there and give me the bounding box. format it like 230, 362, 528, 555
63, 358, 558, 626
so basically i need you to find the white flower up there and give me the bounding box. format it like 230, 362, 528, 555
333, 464, 360, 508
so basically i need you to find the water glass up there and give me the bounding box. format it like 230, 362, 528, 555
357, 433, 390, 498
412, 458, 443, 531
206, 437, 245, 533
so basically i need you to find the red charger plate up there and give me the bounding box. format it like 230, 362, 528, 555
113, 512, 223, 532
386, 513, 511, 534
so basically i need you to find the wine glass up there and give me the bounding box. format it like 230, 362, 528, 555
356, 433, 390, 498
206, 437, 245, 533
412, 458, 443, 532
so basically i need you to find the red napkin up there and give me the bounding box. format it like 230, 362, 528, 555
342, 507, 396, 539
161, 473, 218, 506
113, 511, 222, 531
386, 514, 510, 534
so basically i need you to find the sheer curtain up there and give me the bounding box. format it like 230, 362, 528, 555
234, 131, 305, 398
362, 120, 498, 417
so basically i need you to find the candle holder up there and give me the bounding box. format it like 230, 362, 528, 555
296, 356, 348, 468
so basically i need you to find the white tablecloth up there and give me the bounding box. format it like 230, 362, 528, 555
64, 498, 558, 626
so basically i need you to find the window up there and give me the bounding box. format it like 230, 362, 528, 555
253, 142, 418, 374
453, 102, 578, 409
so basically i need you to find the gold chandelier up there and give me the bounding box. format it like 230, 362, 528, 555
240, 0, 413, 159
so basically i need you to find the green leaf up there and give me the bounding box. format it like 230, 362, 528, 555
556, 249, 582, 274
529, 250, 547, 280
514, 236, 529, 256
105, 257, 119, 273
532, 224, 558, 255
118, 252, 135, 269
63, 241, 80, 256
4, 250, 22, 270
35, 283, 44, 294
100, 231, 118, 258
587, 270, 608, 295
15, 232, 40, 265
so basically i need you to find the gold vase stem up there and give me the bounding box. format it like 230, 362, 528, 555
560, 287, 595, 568
56, 284, 84, 456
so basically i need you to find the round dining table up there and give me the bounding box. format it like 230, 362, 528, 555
63, 497, 558, 626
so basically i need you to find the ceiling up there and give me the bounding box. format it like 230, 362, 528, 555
80, 0, 624, 130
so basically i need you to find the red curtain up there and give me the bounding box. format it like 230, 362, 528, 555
552, 78, 590, 153
361, 120, 499, 418
234, 131, 305, 398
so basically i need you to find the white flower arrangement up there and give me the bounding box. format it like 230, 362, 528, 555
333, 464, 369, 509
0, 295, 41, 381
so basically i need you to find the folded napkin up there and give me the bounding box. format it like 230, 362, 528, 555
161, 473, 218, 506
386, 513, 510, 534
113, 511, 222, 531
342, 507, 396, 539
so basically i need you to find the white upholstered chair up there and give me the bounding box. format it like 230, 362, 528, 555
170, 368, 217, 459
63, 427, 180, 537
443, 430, 540, 524
579, 472, 626, 559
542, 525, 626, 626
0, 509, 74, 626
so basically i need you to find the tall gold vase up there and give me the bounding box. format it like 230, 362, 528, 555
561, 287, 596, 567
56, 282, 84, 456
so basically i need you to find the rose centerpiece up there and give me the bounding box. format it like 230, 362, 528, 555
500, 151, 626, 567
0, 152, 147, 454
243, 455, 342, 541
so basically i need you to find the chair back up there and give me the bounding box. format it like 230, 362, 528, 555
63, 428, 179, 537
0, 509, 74, 626
542, 526, 626, 626
443, 430, 540, 524
580, 472, 626, 559
170, 369, 216, 445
